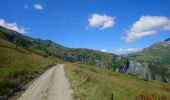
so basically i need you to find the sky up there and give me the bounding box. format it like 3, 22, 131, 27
0, 0, 170, 54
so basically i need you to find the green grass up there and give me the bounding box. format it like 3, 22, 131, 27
0, 37, 60, 95
128, 43, 170, 67
64, 62, 170, 100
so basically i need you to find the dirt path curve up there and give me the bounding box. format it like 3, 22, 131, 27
17, 64, 73, 100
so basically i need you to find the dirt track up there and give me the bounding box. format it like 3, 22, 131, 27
17, 64, 73, 100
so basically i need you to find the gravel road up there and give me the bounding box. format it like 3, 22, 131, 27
17, 64, 73, 100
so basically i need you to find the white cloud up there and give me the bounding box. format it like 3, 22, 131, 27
0, 19, 27, 34
164, 24, 170, 30
122, 16, 170, 42
88, 14, 115, 30
100, 50, 107, 52
34, 4, 44, 10
115, 48, 142, 54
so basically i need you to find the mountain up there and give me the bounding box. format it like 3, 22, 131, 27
164, 38, 170, 42
128, 39, 170, 82
0, 26, 126, 71
0, 26, 170, 99
0, 26, 170, 83
0, 26, 115, 68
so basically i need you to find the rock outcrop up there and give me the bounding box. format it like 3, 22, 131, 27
114, 57, 149, 79
114, 57, 170, 83
60, 52, 170, 83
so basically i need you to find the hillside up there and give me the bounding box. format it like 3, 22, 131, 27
0, 26, 127, 74
0, 26, 115, 68
0, 26, 170, 99
1, 26, 170, 83
128, 39, 170, 66
65, 62, 170, 100
128, 39, 170, 82
0, 34, 61, 99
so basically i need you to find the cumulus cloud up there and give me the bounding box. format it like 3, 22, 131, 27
0, 19, 27, 34
164, 23, 170, 30
100, 50, 107, 52
115, 48, 142, 54
88, 14, 115, 30
34, 4, 44, 10
122, 16, 170, 42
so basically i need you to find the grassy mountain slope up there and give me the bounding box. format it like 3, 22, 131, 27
128, 41, 170, 67
0, 26, 170, 99
65, 62, 170, 100
1, 26, 170, 83
0, 26, 118, 70
128, 41, 170, 81
0, 35, 61, 99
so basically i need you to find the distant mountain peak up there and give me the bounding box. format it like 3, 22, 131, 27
164, 38, 170, 42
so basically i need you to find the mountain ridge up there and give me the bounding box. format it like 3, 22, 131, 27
0, 26, 170, 83
164, 38, 170, 42
128, 38, 170, 82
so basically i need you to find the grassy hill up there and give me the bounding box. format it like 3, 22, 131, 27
128, 41, 170, 67
0, 35, 61, 99
65, 62, 170, 100
0, 26, 170, 99
0, 26, 123, 72
1, 26, 170, 83
128, 40, 170, 82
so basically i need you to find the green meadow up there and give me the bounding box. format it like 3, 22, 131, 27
65, 62, 170, 100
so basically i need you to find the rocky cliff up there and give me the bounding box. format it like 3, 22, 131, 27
64, 52, 170, 83
114, 57, 148, 79
114, 56, 170, 83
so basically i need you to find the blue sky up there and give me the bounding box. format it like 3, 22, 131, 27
0, 0, 170, 54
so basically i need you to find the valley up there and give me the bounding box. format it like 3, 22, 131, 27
0, 26, 170, 100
